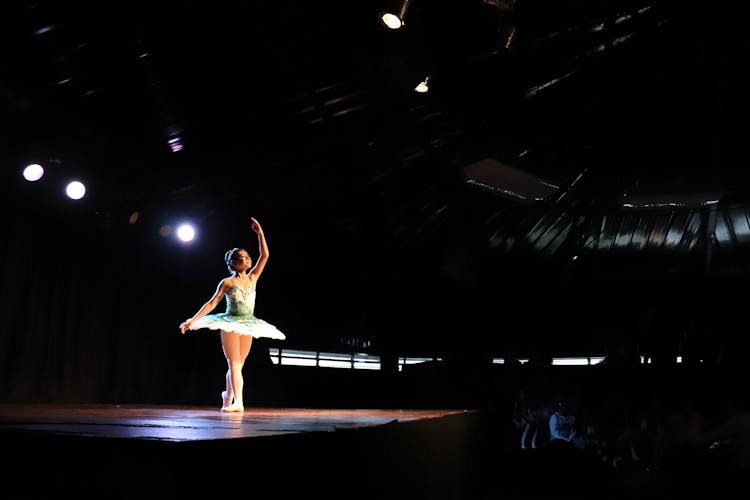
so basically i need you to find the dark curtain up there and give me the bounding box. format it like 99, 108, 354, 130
0, 194, 232, 405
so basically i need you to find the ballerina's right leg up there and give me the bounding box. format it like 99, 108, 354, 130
220, 330, 245, 412
222, 370, 233, 409
220, 333, 235, 408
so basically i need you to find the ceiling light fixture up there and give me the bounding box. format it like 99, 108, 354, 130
414, 75, 430, 93
379, 0, 411, 30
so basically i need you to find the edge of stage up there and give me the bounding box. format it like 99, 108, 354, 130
1, 404, 491, 499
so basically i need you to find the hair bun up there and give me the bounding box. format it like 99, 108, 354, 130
225, 247, 241, 272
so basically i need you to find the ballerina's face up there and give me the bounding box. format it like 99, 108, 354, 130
232, 250, 252, 272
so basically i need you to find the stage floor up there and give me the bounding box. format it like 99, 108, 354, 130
0, 404, 467, 441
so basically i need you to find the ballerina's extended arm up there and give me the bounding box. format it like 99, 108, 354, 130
179, 279, 229, 333
248, 217, 269, 281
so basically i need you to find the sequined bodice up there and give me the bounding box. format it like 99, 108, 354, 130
225, 285, 256, 316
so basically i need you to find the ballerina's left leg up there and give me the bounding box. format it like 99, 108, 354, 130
219, 330, 251, 412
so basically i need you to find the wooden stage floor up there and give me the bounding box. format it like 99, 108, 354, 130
0, 404, 485, 499
0, 404, 467, 441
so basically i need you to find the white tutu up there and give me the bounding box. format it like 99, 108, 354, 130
190, 313, 285, 339
189, 284, 286, 340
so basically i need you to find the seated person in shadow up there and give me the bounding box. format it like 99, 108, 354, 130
549, 400, 585, 450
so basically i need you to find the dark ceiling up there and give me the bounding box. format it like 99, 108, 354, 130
2, 0, 748, 353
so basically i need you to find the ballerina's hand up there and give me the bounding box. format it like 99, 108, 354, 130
250, 217, 261, 233
179, 320, 192, 334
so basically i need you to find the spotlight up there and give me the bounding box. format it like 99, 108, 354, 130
176, 223, 196, 242
414, 75, 430, 93
65, 180, 86, 200
22, 163, 44, 181
379, 0, 411, 30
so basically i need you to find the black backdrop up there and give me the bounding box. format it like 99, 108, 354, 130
4, 175, 747, 406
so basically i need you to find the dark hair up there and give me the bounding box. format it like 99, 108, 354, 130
224, 247, 245, 273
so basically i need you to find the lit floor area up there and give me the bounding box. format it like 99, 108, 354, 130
0, 404, 466, 440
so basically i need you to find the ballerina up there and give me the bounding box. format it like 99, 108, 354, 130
180, 217, 285, 411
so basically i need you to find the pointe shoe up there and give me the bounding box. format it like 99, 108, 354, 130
221, 403, 244, 412
221, 391, 233, 409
